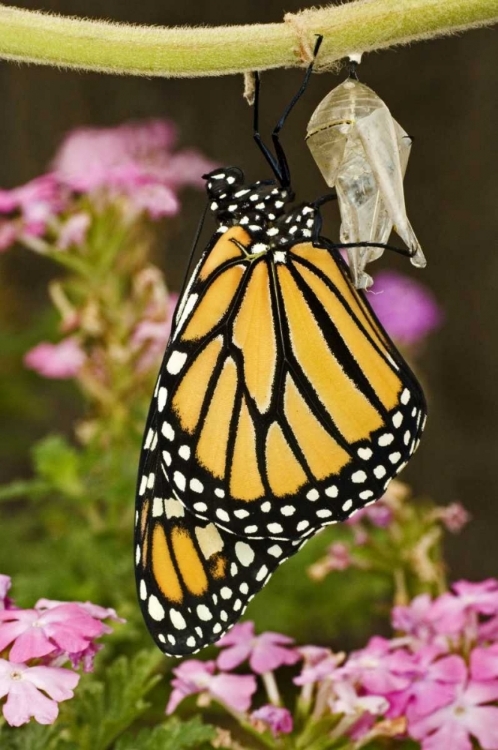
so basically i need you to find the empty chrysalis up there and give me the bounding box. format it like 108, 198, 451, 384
306, 76, 426, 289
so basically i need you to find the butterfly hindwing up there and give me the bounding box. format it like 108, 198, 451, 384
135, 406, 300, 656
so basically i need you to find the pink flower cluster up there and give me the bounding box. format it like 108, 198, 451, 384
167, 586, 498, 749
0, 119, 215, 253
0, 575, 122, 727
367, 269, 443, 348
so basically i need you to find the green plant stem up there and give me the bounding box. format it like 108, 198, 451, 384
0, 0, 496, 78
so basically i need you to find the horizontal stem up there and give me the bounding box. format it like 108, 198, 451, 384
0, 0, 496, 78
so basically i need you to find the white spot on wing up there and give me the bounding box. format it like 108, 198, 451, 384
170, 609, 187, 629
148, 596, 165, 621
167, 351, 187, 375
235, 541, 255, 566
195, 524, 224, 559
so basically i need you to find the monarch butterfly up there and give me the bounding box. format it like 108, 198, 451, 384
135, 37, 427, 655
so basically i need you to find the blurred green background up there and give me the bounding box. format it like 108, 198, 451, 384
0, 0, 497, 613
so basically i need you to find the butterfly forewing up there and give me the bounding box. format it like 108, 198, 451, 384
153, 205, 426, 542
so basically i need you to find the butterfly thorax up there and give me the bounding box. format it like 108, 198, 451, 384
204, 167, 319, 251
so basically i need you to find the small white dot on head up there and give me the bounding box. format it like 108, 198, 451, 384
302, 229, 312, 238
317, 509, 333, 518
325, 485, 338, 498
267, 522, 283, 534
173, 472, 186, 491
235, 541, 255, 566
249, 225, 261, 232
352, 470, 367, 483
358, 447, 372, 460
215, 488, 225, 498
161, 422, 175, 441
275, 200, 284, 208
268, 545, 283, 558
256, 565, 268, 581
230, 562, 238, 576
228, 204, 237, 212
374, 465, 386, 479
233, 599, 243, 611
170, 608, 186, 629
389, 452, 401, 464
220, 611, 228, 622
306, 219, 314, 228
250, 194, 259, 201
197, 605, 213, 621
281, 505, 295, 516
256, 202, 265, 209
189, 478, 204, 493
360, 490, 374, 500
297, 520, 310, 532
139, 580, 147, 600
178, 445, 191, 460
234, 509, 250, 519
240, 582, 249, 595
261, 501, 272, 513
378, 433, 394, 447
148, 596, 165, 622
166, 351, 187, 375
307, 489, 319, 501
244, 525, 258, 534
216, 509, 230, 523
210, 201, 218, 210
302, 206, 314, 214
401, 388, 411, 405
235, 188, 249, 197
289, 225, 298, 234
267, 227, 279, 236
213, 623, 223, 634
186, 636, 196, 648
193, 501, 207, 512
221, 587, 232, 599
342, 499, 353, 512
240, 216, 249, 225
392, 411, 403, 428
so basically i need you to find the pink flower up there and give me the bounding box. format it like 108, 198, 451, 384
0, 603, 105, 662
368, 270, 443, 347
24, 337, 86, 379
166, 660, 256, 715
36, 598, 124, 624
217, 622, 300, 675
341, 637, 416, 695
251, 705, 293, 736
436, 503, 471, 533
0, 659, 79, 726
331, 679, 389, 718
52, 120, 215, 217
392, 593, 439, 642
470, 645, 498, 681
387, 647, 467, 721
0, 576, 13, 610
57, 212, 90, 250
0, 221, 17, 252
294, 648, 344, 686
0, 174, 65, 239
409, 680, 498, 750
430, 580, 498, 635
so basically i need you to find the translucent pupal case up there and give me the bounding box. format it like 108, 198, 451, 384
306, 79, 426, 289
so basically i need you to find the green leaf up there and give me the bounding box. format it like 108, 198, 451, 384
0, 722, 63, 750
63, 650, 162, 750
114, 717, 216, 750
32, 435, 83, 498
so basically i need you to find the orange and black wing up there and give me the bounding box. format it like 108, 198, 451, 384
135, 403, 300, 656
153, 227, 425, 541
